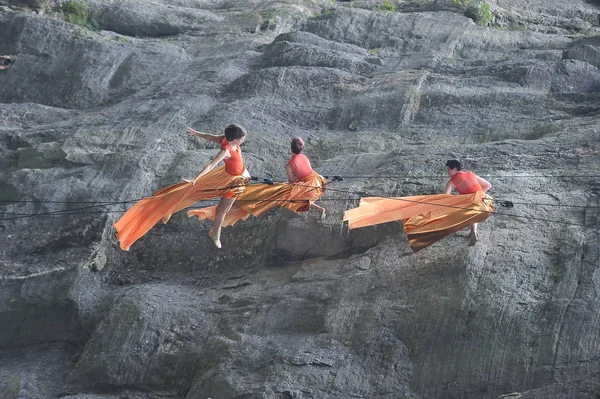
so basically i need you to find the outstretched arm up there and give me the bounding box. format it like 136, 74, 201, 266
187, 127, 224, 144
443, 180, 454, 194
184, 149, 229, 185
285, 163, 297, 183
477, 176, 492, 192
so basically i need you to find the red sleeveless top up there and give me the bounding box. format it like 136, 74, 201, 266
451, 171, 482, 194
288, 154, 314, 180
221, 138, 245, 176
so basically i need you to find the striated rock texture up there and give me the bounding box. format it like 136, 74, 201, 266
0, 0, 599, 398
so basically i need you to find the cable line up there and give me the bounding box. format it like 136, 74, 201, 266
0, 199, 135, 204
1, 183, 597, 229
1, 196, 597, 209
334, 174, 600, 179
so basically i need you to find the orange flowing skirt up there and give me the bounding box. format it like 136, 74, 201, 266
187, 172, 327, 227
343, 191, 494, 251
114, 166, 250, 251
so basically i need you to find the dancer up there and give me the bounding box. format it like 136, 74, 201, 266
284, 137, 326, 218
343, 160, 494, 251
443, 159, 492, 244
187, 136, 327, 227
114, 124, 250, 250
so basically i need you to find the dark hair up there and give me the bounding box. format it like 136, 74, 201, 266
291, 137, 305, 154
445, 159, 463, 171
224, 124, 247, 141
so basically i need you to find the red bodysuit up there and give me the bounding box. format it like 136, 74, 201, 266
221, 138, 245, 176
451, 171, 482, 194
288, 153, 314, 180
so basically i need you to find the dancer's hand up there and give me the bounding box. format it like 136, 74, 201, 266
187, 127, 199, 136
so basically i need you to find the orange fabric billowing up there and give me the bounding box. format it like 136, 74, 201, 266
221, 138, 245, 176
187, 172, 327, 227
185, 203, 251, 228
343, 191, 494, 251
451, 171, 482, 194
114, 166, 250, 251
242, 172, 327, 215
403, 194, 494, 251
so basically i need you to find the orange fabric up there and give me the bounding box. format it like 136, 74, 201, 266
288, 153, 314, 181
187, 172, 327, 227
343, 192, 494, 251
114, 166, 250, 251
451, 171, 482, 194
186, 203, 251, 228
221, 138, 245, 176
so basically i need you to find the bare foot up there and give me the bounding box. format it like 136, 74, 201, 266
468, 231, 479, 246
208, 228, 222, 249
319, 209, 326, 220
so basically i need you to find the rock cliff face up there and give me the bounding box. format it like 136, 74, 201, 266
1, 0, 599, 398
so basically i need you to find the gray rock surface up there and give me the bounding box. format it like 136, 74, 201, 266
1, 0, 599, 398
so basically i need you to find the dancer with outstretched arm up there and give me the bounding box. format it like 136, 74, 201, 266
114, 124, 250, 250
187, 136, 328, 229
